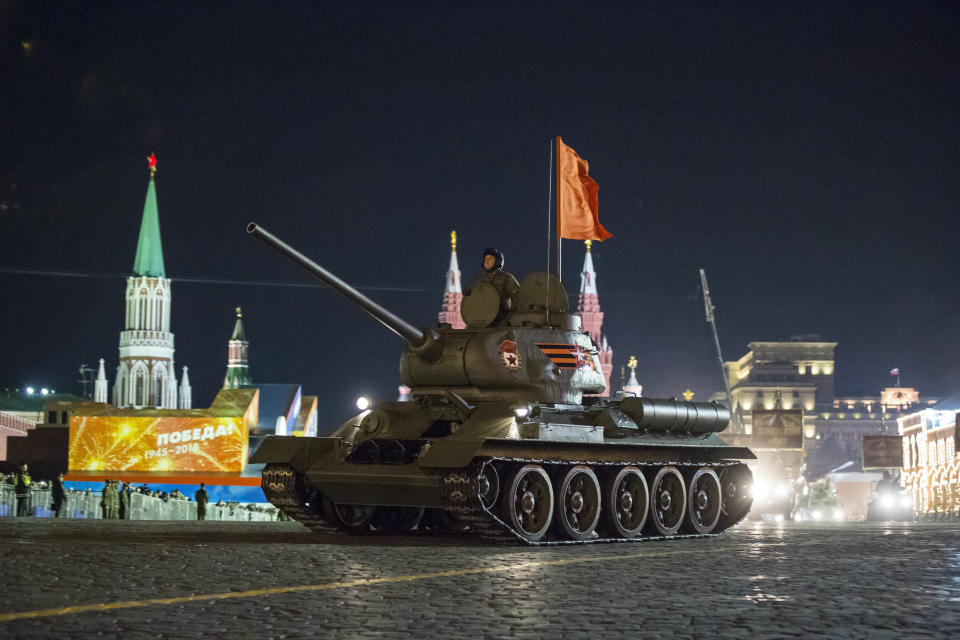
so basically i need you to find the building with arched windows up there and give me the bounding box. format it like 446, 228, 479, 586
898, 393, 960, 518
95, 156, 191, 410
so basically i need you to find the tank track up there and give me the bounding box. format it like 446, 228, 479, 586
262, 457, 752, 545
440, 457, 750, 545
261, 464, 343, 536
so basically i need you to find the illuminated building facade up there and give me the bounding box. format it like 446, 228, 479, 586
723, 336, 938, 477
724, 336, 836, 437
898, 393, 960, 517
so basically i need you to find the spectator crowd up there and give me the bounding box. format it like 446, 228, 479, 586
2, 463, 279, 521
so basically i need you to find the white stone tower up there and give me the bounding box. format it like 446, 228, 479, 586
110, 154, 188, 409
93, 358, 108, 403
179, 366, 192, 409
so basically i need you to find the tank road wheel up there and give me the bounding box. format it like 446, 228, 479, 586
555, 466, 602, 541
502, 464, 554, 542
648, 466, 686, 536
375, 506, 426, 533
717, 464, 754, 530
477, 462, 501, 511
685, 468, 722, 534
604, 466, 649, 538
320, 496, 376, 535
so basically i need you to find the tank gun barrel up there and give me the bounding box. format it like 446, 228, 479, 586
247, 222, 429, 348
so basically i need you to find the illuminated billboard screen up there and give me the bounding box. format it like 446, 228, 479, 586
69, 416, 249, 474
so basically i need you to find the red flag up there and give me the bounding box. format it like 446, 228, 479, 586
556, 137, 611, 241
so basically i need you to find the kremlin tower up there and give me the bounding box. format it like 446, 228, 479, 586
224, 307, 252, 389
106, 155, 191, 409
623, 356, 643, 397
438, 230, 465, 329
577, 240, 614, 396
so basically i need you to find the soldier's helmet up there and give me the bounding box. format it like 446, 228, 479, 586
482, 247, 504, 271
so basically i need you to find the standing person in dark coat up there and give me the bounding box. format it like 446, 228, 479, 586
117, 482, 128, 519
195, 483, 209, 520
52, 472, 68, 518
14, 463, 32, 517
122, 483, 133, 519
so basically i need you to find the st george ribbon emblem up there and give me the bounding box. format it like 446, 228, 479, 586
536, 343, 600, 373
499, 339, 523, 371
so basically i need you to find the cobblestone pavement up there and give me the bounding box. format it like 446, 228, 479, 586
0, 519, 957, 639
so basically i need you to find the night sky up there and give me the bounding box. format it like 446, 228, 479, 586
1, 2, 959, 426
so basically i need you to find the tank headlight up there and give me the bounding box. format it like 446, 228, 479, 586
811, 509, 823, 521
879, 494, 894, 510
513, 406, 530, 419
775, 483, 789, 498
833, 508, 844, 522
899, 495, 912, 508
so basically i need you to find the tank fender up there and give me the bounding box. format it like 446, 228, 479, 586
416, 438, 487, 468
249, 435, 343, 473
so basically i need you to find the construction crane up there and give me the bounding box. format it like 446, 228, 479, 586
699, 269, 738, 432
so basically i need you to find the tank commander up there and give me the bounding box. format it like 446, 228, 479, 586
464, 247, 519, 326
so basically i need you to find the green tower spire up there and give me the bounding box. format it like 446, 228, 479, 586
230, 307, 247, 341
224, 307, 252, 389
132, 154, 166, 278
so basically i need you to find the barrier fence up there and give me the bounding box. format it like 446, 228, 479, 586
0, 483, 277, 522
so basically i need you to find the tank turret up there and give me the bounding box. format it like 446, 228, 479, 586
248, 222, 605, 404
248, 222, 755, 544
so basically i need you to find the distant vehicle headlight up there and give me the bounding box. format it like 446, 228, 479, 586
899, 495, 912, 508
752, 483, 768, 501
833, 508, 845, 521
879, 494, 894, 510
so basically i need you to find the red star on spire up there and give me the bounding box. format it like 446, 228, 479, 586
147, 153, 157, 176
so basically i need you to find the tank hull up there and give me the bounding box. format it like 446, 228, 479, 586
253, 425, 755, 544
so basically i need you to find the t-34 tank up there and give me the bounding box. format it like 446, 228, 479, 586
247, 222, 754, 543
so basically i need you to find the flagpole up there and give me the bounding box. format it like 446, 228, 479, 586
545, 139, 554, 322
555, 136, 562, 283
